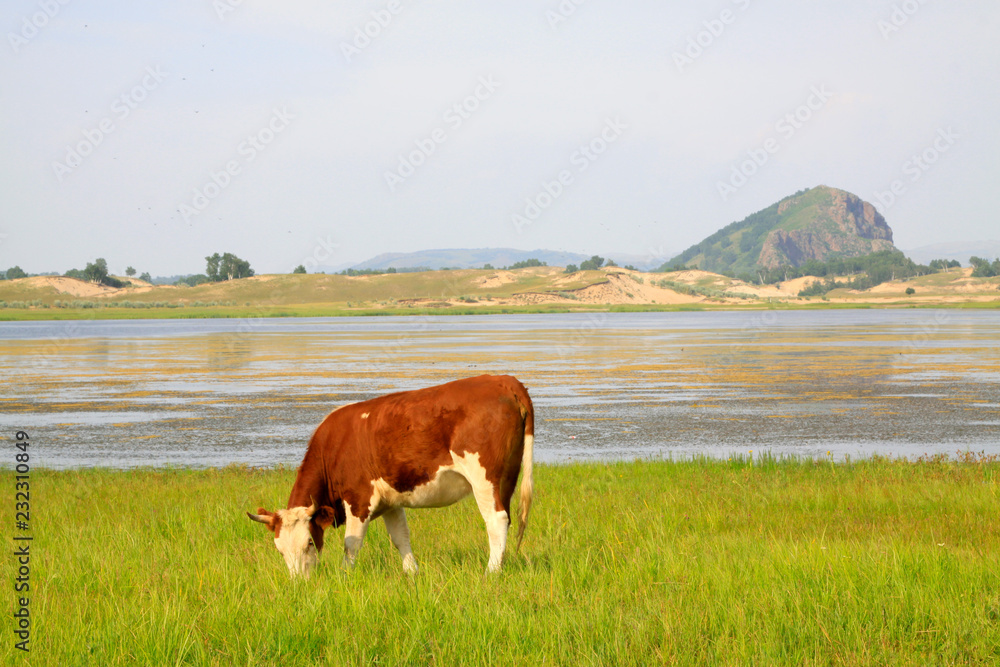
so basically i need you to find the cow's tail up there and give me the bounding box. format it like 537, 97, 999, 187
515, 394, 534, 553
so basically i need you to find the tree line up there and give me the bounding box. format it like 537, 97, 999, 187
5, 251, 991, 291
1, 252, 256, 287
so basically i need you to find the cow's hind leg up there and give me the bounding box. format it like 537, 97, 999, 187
471, 482, 509, 573
383, 507, 418, 574
342, 505, 370, 569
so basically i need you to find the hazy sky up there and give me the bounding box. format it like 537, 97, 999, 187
2, 1, 998, 276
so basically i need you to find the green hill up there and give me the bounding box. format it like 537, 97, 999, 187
666, 186, 897, 276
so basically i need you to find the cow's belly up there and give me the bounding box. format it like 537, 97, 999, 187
372, 468, 473, 509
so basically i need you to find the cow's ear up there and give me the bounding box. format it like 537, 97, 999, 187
312, 505, 338, 530
247, 508, 277, 531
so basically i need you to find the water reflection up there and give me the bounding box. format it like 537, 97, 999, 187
1, 311, 998, 468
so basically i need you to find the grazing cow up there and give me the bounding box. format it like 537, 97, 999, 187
248, 375, 534, 577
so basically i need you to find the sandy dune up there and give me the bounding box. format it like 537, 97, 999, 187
476, 271, 517, 289
4, 265, 997, 310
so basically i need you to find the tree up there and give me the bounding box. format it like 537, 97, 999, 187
79, 258, 127, 287
579, 255, 605, 271
970, 256, 998, 278
84, 258, 109, 284
564, 264, 579, 273
125, 266, 136, 277
139, 272, 152, 283
482, 263, 495, 270
205, 253, 221, 281
176, 274, 210, 287
206, 253, 254, 281
605, 259, 618, 267
292, 265, 307, 274
6, 266, 26, 280
929, 259, 962, 272
905, 287, 915, 295
506, 258, 546, 269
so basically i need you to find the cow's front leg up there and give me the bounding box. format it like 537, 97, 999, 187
383, 507, 418, 574
471, 485, 509, 573
342, 506, 370, 569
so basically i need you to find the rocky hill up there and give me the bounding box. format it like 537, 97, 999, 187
668, 186, 897, 275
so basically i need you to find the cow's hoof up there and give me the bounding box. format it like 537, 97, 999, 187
402, 554, 418, 575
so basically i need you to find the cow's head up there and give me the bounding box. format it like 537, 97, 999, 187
247, 502, 340, 578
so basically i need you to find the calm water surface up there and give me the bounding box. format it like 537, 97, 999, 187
2, 311, 999, 468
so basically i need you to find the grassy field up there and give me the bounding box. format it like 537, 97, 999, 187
5, 456, 1000, 665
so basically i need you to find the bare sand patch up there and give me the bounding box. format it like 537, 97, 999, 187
778, 276, 824, 294
476, 271, 517, 289
663, 270, 723, 284
564, 273, 704, 305
24, 276, 117, 298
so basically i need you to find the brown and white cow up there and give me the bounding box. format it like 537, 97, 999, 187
248, 375, 534, 577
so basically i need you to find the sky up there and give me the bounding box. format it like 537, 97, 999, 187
2, 1, 998, 276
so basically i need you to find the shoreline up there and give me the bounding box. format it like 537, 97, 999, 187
1, 299, 998, 321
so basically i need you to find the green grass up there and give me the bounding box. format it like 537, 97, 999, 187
5, 456, 1000, 665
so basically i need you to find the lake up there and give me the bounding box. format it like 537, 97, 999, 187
3, 310, 999, 468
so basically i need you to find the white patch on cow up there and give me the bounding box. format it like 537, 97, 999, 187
455, 452, 510, 573
274, 506, 319, 578
368, 451, 509, 573
370, 451, 489, 510
361, 412, 369, 419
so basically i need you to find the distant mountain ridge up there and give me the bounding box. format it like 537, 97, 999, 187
342, 248, 670, 271
903, 241, 1000, 266
668, 185, 898, 275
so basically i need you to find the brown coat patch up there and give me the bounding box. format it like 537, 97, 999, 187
287, 375, 533, 522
